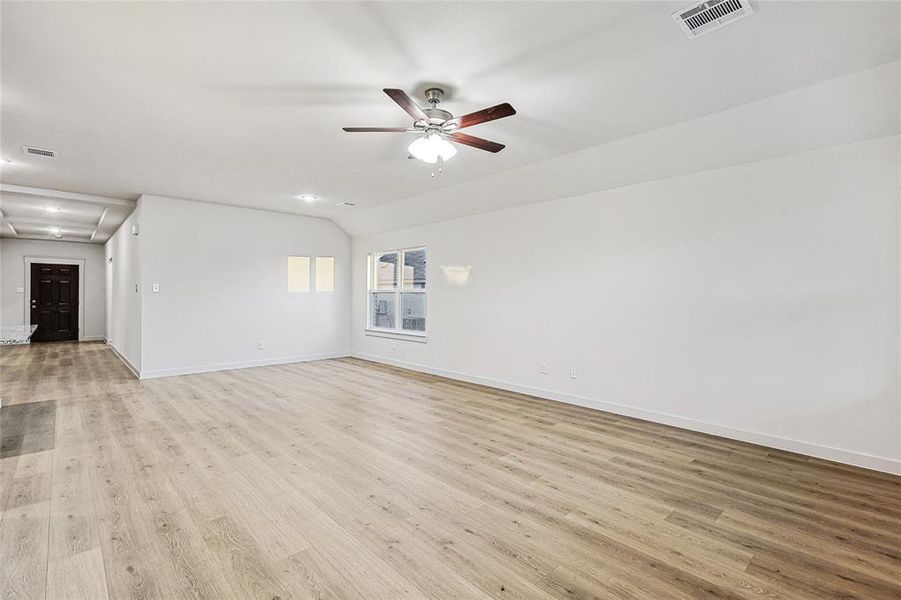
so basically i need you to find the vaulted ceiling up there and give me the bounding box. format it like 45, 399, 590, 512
1, 1, 898, 239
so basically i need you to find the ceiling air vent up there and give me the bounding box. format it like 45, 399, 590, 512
673, 0, 753, 39
22, 145, 56, 158
336, 201, 356, 208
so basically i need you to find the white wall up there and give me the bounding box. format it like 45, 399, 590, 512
0, 238, 106, 340
136, 195, 351, 378
105, 203, 143, 373
351, 136, 901, 473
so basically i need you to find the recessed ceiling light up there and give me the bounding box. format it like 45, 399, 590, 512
49, 227, 61, 234
295, 193, 318, 203
44, 206, 61, 212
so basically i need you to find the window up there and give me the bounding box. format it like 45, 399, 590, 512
368, 247, 426, 334
315, 257, 334, 292
286, 256, 310, 292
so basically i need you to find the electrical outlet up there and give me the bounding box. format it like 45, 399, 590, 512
257, 341, 264, 350
569, 367, 577, 379
540, 362, 549, 374
152, 283, 160, 293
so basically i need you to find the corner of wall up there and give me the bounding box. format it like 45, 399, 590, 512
105, 197, 143, 375
894, 68, 901, 462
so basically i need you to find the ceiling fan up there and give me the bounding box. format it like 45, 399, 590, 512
342, 88, 515, 174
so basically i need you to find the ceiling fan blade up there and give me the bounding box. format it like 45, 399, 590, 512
383, 88, 428, 121
444, 103, 516, 129
446, 132, 505, 153
342, 127, 414, 132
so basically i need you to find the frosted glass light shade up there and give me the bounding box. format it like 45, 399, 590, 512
408, 133, 457, 164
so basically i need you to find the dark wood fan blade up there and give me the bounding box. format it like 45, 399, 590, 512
383, 89, 428, 121
444, 103, 515, 129
446, 132, 505, 153
342, 127, 413, 132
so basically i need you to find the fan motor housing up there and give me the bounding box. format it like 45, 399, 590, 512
423, 107, 452, 124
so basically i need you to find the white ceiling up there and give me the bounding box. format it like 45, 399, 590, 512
0, 185, 135, 243
344, 61, 900, 236
1, 1, 898, 236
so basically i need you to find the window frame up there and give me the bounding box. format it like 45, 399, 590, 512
366, 246, 427, 339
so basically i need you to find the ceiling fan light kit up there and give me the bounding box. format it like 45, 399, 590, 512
343, 87, 516, 175
408, 133, 457, 164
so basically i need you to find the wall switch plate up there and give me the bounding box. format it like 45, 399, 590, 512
15, 287, 23, 294
569, 367, 577, 379
257, 341, 264, 350
152, 283, 160, 293
540, 362, 549, 374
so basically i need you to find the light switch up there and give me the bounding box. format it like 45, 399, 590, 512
152, 283, 160, 293
15, 287, 24, 294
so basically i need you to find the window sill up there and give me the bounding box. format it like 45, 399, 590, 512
364, 329, 428, 343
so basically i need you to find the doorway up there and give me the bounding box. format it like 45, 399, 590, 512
30, 262, 79, 342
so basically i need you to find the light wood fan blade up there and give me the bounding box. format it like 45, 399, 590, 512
443, 103, 515, 129
342, 127, 414, 132
383, 89, 428, 121
446, 132, 505, 153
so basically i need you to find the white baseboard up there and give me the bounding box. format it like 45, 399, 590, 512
108, 344, 141, 380
351, 352, 901, 476
139, 351, 350, 380
80, 336, 105, 342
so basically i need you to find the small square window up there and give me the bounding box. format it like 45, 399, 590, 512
315, 257, 335, 292
287, 256, 310, 292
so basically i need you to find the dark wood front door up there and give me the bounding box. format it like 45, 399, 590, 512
30, 263, 79, 342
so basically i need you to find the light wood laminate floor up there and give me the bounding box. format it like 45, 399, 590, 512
1, 342, 900, 599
